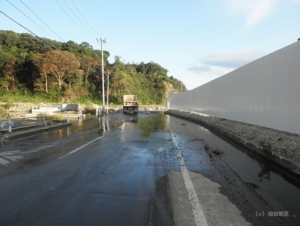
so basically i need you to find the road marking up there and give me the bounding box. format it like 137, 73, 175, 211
0, 157, 10, 166
59, 136, 103, 159
31, 145, 55, 152
170, 130, 208, 226
4, 156, 23, 162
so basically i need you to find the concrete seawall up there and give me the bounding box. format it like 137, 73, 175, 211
170, 41, 300, 135
166, 109, 300, 178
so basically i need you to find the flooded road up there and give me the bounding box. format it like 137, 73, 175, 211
169, 116, 300, 223
0, 112, 299, 225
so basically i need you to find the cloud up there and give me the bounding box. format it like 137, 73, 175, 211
223, 0, 280, 29
187, 66, 211, 74
187, 50, 262, 78
202, 51, 261, 68
187, 65, 233, 77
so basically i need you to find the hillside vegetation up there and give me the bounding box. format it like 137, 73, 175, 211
0, 30, 186, 105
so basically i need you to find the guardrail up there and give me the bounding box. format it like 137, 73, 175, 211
0, 115, 51, 134
0, 115, 73, 140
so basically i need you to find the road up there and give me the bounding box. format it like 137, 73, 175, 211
0, 112, 300, 226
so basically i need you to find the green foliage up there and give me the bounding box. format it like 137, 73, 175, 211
0, 106, 6, 117
85, 101, 94, 111
37, 112, 48, 119
0, 30, 187, 105
36, 89, 64, 102
51, 114, 66, 121
4, 102, 14, 109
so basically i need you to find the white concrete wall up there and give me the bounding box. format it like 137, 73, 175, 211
32, 106, 60, 114
61, 104, 80, 111
170, 41, 300, 134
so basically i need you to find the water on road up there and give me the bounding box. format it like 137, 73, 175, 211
0, 112, 299, 225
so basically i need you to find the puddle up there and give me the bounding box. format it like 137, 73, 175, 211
136, 113, 168, 137
168, 115, 300, 219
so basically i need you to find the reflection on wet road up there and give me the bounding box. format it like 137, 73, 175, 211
0, 112, 299, 225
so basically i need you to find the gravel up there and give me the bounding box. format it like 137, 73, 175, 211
166, 109, 300, 177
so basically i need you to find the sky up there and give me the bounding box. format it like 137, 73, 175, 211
1, 0, 300, 90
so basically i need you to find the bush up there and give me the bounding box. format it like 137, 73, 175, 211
85, 101, 94, 110
51, 114, 66, 121
0, 106, 6, 117
4, 102, 14, 109
37, 112, 50, 120
84, 101, 97, 115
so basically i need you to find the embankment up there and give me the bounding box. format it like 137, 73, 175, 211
166, 109, 300, 178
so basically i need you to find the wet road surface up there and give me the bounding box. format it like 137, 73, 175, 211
0, 112, 300, 225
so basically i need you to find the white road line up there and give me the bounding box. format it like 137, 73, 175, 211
0, 150, 22, 156
31, 145, 56, 152
5, 156, 23, 162
59, 136, 103, 159
0, 157, 10, 166
170, 130, 208, 226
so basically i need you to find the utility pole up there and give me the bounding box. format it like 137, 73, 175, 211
97, 38, 106, 114
106, 71, 110, 114
181, 81, 182, 92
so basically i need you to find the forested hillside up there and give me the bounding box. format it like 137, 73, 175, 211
0, 30, 186, 105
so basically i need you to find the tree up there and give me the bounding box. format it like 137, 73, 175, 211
62, 40, 80, 54
66, 69, 83, 88
1, 60, 16, 91
45, 50, 80, 90
0, 30, 187, 104
80, 55, 98, 86
32, 53, 50, 92
0, 47, 14, 69
80, 42, 93, 49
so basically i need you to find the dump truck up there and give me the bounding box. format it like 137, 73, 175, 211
123, 95, 138, 114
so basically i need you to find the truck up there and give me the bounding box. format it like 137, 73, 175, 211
123, 95, 138, 114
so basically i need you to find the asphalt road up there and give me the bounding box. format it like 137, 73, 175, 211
0, 112, 300, 226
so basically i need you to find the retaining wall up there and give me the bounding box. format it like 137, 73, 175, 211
170, 41, 300, 134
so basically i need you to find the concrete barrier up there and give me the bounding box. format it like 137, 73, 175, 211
61, 104, 83, 111
31, 107, 61, 114
170, 41, 300, 135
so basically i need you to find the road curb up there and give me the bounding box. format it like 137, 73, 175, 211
166, 109, 300, 178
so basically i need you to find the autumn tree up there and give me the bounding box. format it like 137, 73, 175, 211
1, 60, 16, 91
35, 50, 80, 90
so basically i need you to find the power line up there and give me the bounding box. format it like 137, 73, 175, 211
1, 11, 63, 53
0, 10, 104, 74
63, 0, 96, 38
1, 10, 39, 37
20, 0, 65, 42
55, 0, 94, 39
71, 0, 100, 37
6, 0, 55, 39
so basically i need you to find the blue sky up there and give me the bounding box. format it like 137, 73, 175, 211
1, 0, 300, 90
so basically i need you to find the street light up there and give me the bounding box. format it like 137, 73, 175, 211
97, 38, 106, 114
